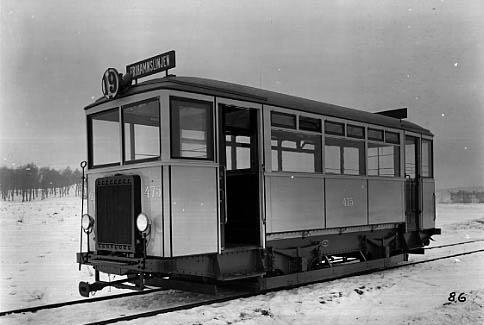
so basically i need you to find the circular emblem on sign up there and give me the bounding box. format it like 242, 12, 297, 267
322, 240, 329, 247
101, 68, 120, 99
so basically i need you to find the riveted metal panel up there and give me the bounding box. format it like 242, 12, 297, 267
422, 179, 436, 229
170, 165, 218, 256
268, 175, 324, 233
325, 178, 367, 228
368, 179, 405, 224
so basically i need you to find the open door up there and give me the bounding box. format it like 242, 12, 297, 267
219, 104, 261, 249
404, 135, 420, 231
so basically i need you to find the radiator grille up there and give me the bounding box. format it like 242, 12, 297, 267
95, 175, 141, 253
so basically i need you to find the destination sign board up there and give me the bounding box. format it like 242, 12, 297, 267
126, 50, 176, 79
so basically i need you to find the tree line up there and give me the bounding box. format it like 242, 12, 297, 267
0, 163, 84, 202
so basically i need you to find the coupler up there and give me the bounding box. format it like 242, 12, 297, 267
78, 274, 145, 297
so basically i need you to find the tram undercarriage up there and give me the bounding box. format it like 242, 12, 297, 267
77, 225, 438, 296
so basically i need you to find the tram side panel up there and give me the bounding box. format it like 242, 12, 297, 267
265, 176, 405, 234
87, 166, 163, 257
421, 179, 436, 230
325, 178, 368, 228
169, 165, 218, 256
368, 179, 405, 224
266, 175, 324, 233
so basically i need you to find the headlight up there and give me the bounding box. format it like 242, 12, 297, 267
136, 213, 150, 233
81, 214, 94, 233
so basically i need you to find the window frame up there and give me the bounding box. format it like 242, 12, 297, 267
324, 134, 366, 176
367, 140, 401, 178
225, 134, 253, 171
324, 120, 345, 136
421, 138, 433, 178
87, 107, 121, 169
271, 128, 323, 173
269, 109, 323, 174
404, 135, 419, 179
299, 115, 321, 132
271, 111, 297, 129
368, 128, 384, 142
347, 124, 365, 139
385, 131, 401, 144
169, 96, 215, 161
121, 97, 161, 165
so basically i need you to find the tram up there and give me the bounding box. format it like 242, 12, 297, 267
77, 51, 440, 296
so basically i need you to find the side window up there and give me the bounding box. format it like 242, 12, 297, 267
368, 128, 384, 142
421, 139, 433, 177
368, 143, 400, 177
170, 98, 214, 160
89, 108, 120, 167
271, 130, 322, 173
299, 116, 321, 132
367, 128, 401, 177
271, 112, 296, 129
347, 125, 365, 139
325, 137, 365, 175
123, 98, 160, 162
324, 121, 345, 136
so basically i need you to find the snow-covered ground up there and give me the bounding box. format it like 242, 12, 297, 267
0, 197, 102, 311
0, 198, 483, 324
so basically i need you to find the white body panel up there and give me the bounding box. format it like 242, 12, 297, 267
368, 179, 405, 224
170, 165, 218, 256
266, 174, 324, 233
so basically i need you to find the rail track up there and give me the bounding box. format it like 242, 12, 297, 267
85, 247, 484, 325
425, 238, 484, 250
1, 240, 483, 325
0, 288, 168, 317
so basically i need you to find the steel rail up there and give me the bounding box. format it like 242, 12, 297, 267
1, 241, 482, 321
83, 248, 484, 325
0, 288, 167, 317
425, 238, 484, 250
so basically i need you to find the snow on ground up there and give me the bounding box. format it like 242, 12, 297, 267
124, 254, 483, 325
0, 198, 483, 324
0, 196, 126, 312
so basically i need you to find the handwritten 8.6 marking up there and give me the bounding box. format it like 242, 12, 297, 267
448, 291, 466, 302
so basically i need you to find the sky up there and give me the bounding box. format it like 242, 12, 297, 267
0, 0, 482, 189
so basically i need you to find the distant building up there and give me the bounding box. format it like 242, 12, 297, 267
450, 190, 484, 203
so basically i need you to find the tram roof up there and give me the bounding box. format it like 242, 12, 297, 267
86, 75, 432, 136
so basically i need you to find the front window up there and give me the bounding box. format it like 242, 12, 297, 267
89, 108, 120, 167
123, 98, 160, 162
170, 98, 214, 160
